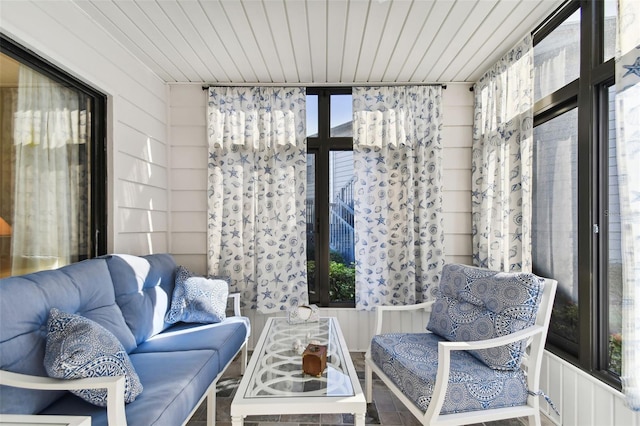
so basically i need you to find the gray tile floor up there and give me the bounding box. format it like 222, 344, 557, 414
187, 352, 555, 426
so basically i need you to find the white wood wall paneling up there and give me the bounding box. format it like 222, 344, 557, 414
539, 351, 640, 426
96, 1, 192, 82
179, 2, 236, 83
394, 1, 454, 83
307, 0, 328, 83
411, 1, 477, 82
284, 0, 313, 83
115, 123, 166, 165
427, 1, 496, 82
263, 1, 301, 83
158, 1, 228, 83
354, 0, 392, 83
203, 2, 257, 82
366, 0, 412, 83
441, 1, 517, 82
340, 1, 370, 83
117, 182, 167, 212
241, 0, 286, 83
381, 1, 434, 82
222, 0, 273, 83
116, 98, 168, 147
135, 1, 208, 82
326, 0, 349, 84
76, 1, 178, 83
453, 1, 549, 82
115, 155, 168, 190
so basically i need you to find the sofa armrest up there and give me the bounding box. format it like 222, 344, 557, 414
228, 292, 241, 316
373, 301, 434, 336
0, 370, 127, 426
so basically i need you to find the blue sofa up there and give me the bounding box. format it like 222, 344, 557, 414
0, 253, 250, 426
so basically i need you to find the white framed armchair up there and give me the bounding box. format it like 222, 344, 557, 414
364, 263, 558, 426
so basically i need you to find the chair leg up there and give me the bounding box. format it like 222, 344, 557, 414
528, 412, 541, 426
365, 361, 373, 403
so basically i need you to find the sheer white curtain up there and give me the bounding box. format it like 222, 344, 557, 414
352, 86, 444, 311
616, 0, 640, 410
472, 35, 534, 272
206, 87, 308, 313
12, 65, 88, 273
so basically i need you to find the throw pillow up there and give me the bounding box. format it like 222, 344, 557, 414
43, 308, 143, 407
164, 266, 229, 324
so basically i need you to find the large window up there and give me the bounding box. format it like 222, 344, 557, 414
0, 35, 106, 277
306, 88, 355, 306
532, 0, 620, 386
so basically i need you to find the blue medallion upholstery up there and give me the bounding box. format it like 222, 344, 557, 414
371, 332, 528, 414
426, 263, 545, 370
365, 263, 558, 425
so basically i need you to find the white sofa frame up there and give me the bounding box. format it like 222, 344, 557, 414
0, 293, 249, 426
364, 278, 557, 426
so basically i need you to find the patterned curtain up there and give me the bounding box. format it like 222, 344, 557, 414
12, 65, 89, 273
206, 87, 308, 313
352, 86, 444, 311
616, 0, 640, 410
472, 35, 534, 272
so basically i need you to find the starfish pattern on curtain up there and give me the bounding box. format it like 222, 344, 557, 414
616, 0, 640, 411
206, 87, 308, 313
351, 86, 445, 311
471, 35, 534, 273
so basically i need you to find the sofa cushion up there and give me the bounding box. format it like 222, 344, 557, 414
43, 308, 143, 407
133, 316, 249, 371
165, 266, 229, 324
0, 258, 136, 415
104, 254, 177, 345
426, 264, 544, 371
41, 350, 220, 426
370, 332, 528, 414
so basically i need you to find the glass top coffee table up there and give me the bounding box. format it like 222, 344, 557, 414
230, 317, 366, 425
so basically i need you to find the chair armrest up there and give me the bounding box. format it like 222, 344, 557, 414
437, 324, 545, 352
0, 370, 127, 425
228, 292, 241, 316
424, 324, 545, 420
373, 301, 434, 335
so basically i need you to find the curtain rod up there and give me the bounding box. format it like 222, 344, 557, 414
201, 82, 457, 91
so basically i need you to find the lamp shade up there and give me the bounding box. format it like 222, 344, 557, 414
0, 217, 11, 236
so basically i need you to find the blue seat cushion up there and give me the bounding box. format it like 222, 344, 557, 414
426, 263, 545, 371
41, 350, 220, 426
132, 316, 249, 371
370, 333, 528, 414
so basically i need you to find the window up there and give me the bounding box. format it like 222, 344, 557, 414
532, 1, 619, 387
306, 88, 355, 306
0, 35, 106, 278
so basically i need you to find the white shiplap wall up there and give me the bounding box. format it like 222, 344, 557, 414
0, 1, 170, 255
168, 82, 474, 273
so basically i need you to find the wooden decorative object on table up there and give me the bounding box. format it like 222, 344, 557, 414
302, 343, 327, 377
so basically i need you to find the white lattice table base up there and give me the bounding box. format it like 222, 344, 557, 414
231, 317, 366, 425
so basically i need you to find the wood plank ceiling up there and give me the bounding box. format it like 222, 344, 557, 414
74, 0, 566, 85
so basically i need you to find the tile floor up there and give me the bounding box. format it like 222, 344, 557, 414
187, 352, 555, 426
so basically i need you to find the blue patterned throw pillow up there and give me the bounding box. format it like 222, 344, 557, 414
44, 308, 143, 407
165, 266, 229, 324
427, 264, 545, 371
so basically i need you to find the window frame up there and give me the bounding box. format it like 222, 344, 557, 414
0, 33, 108, 260
306, 87, 353, 307
532, 0, 620, 389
